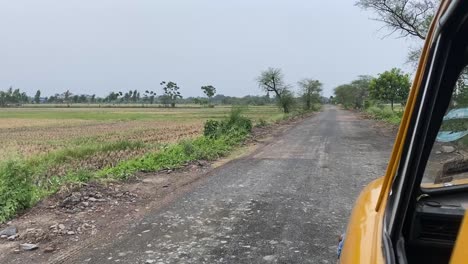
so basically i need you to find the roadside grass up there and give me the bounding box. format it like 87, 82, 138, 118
98, 107, 253, 179
0, 140, 147, 222
365, 105, 403, 125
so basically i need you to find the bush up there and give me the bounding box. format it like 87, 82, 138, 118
101, 107, 255, 179
203, 120, 221, 138
204, 107, 252, 138
0, 161, 36, 222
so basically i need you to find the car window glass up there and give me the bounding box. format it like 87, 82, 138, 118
422, 66, 468, 188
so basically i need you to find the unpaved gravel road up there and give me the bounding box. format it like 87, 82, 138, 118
60, 105, 394, 263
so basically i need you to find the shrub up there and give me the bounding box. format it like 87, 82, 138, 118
204, 120, 221, 138
203, 107, 252, 138
225, 107, 252, 132
0, 161, 36, 222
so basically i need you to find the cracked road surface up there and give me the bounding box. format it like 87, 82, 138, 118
65, 106, 394, 264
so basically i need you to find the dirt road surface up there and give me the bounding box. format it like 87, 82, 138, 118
7, 106, 396, 263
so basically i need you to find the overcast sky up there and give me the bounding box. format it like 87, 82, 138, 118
0, 0, 414, 98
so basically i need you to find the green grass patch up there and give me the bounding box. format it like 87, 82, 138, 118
0, 140, 146, 222
99, 108, 253, 179
0, 105, 282, 122
365, 106, 403, 125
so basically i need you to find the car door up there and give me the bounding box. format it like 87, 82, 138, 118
382, 1, 468, 263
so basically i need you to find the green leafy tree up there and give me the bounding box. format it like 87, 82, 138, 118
144, 90, 156, 105
12, 89, 21, 104
62, 90, 72, 106
34, 90, 41, 104
298, 79, 322, 110
350, 75, 372, 109
132, 89, 138, 103
369, 68, 411, 110
160, 81, 182, 107
79, 94, 87, 103
334, 84, 357, 109
257, 67, 293, 113
159, 94, 172, 107
201, 85, 216, 105
72, 95, 79, 104
105, 92, 119, 103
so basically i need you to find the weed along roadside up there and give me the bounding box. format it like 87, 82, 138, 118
98, 108, 254, 179
0, 107, 315, 224
364, 106, 403, 125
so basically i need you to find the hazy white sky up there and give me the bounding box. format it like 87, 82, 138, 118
0, 0, 414, 98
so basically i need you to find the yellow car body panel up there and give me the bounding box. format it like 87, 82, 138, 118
339, 177, 385, 263
451, 214, 468, 263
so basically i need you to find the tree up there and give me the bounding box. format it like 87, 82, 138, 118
334, 84, 357, 109
72, 95, 79, 104
159, 94, 172, 107
131, 89, 138, 103
369, 68, 411, 110
105, 92, 120, 103
356, 0, 436, 40
298, 79, 322, 110
62, 90, 72, 106
350, 75, 372, 109
79, 94, 87, 103
34, 90, 41, 104
201, 85, 216, 106
356, 0, 437, 64
91, 94, 96, 104
144, 90, 156, 105
124, 90, 132, 103
160, 81, 182, 107
257, 67, 293, 113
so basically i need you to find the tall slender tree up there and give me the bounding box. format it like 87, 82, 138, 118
34, 90, 41, 104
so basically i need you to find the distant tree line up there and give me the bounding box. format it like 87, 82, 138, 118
0, 81, 277, 108
332, 68, 411, 111
1, 73, 325, 110
0, 87, 29, 106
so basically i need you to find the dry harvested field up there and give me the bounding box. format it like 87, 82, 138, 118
0, 105, 282, 164
0, 105, 288, 223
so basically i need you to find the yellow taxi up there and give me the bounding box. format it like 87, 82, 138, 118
339, 1, 468, 263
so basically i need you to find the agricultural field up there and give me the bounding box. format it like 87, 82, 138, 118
0, 105, 285, 178
0, 105, 287, 221
0, 105, 282, 162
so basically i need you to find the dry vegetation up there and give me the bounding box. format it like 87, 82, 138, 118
0, 106, 281, 161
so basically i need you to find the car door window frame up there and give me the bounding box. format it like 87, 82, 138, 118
382, 1, 468, 262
